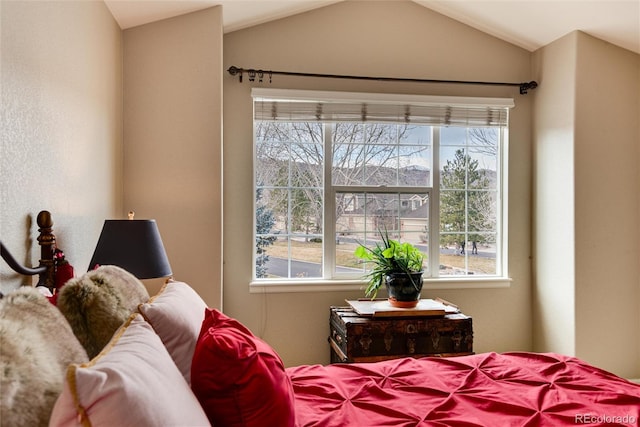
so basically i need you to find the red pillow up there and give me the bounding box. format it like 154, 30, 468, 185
191, 308, 295, 427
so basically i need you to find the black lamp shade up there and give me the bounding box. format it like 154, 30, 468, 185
88, 219, 172, 279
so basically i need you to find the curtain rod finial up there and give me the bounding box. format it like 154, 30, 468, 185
228, 66, 244, 82
520, 81, 538, 94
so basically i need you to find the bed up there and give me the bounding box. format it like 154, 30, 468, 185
288, 352, 640, 426
1, 211, 639, 427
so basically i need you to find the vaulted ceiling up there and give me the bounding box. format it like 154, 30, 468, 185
104, 0, 639, 54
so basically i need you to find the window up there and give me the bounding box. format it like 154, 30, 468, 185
253, 89, 513, 285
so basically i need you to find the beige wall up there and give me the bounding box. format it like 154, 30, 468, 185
573, 32, 639, 377
531, 33, 577, 356
1, 1, 123, 294
224, 0, 533, 367
122, 7, 224, 309
533, 31, 640, 378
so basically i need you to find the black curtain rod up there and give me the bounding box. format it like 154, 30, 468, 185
227, 66, 538, 95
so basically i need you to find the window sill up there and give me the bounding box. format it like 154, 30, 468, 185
249, 277, 512, 294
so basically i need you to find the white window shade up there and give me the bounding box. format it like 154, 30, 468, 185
252, 88, 514, 127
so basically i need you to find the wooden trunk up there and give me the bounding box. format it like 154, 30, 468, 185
329, 306, 473, 363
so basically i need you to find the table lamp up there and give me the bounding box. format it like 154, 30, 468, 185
88, 212, 172, 281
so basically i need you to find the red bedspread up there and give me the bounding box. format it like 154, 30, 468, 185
286, 352, 640, 427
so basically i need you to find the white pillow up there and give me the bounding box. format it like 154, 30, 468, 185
137, 281, 207, 384
49, 313, 210, 427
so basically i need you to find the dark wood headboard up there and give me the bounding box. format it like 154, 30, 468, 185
0, 210, 57, 294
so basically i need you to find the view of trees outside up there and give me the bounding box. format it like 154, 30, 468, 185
331, 122, 431, 277
255, 122, 324, 278
440, 127, 499, 275
254, 121, 500, 279
255, 188, 277, 278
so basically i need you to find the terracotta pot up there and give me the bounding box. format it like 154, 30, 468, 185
385, 271, 423, 308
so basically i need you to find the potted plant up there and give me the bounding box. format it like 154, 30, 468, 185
354, 229, 425, 308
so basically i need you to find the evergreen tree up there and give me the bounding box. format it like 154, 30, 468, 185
256, 188, 276, 278
440, 149, 493, 252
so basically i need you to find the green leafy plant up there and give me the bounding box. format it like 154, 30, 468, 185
354, 229, 425, 299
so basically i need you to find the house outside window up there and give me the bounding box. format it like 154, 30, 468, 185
253, 89, 513, 286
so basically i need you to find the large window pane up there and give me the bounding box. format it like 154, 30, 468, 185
439, 125, 499, 278
253, 93, 507, 283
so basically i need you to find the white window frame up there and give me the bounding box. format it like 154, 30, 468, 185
251, 89, 513, 293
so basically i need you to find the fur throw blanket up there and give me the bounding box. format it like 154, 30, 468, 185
0, 287, 88, 427
57, 265, 150, 359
